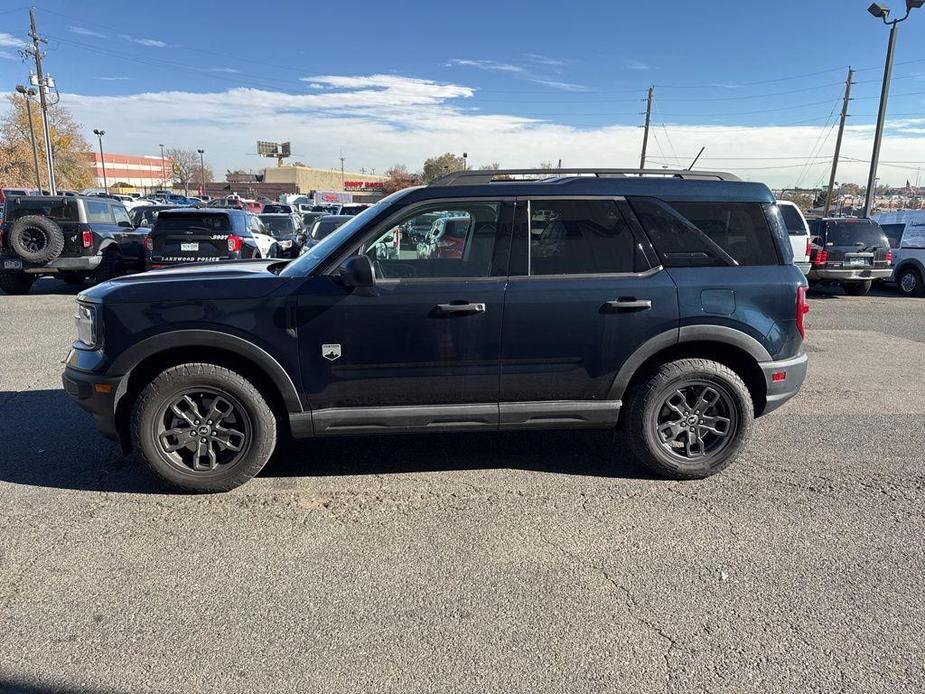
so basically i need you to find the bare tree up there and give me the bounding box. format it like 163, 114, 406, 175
165, 147, 212, 195
382, 164, 420, 194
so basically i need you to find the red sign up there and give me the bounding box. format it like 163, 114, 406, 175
344, 180, 384, 190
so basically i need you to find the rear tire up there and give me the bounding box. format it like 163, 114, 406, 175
131, 362, 278, 492
843, 280, 871, 296
8, 215, 65, 264
0, 270, 34, 295
60, 271, 86, 286
897, 267, 924, 297
624, 358, 754, 480
93, 249, 122, 284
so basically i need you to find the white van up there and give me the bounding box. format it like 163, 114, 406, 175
873, 210, 925, 296
776, 200, 811, 275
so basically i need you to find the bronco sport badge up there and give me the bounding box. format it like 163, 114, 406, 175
322, 344, 341, 361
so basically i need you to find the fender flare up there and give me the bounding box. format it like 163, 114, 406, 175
98, 238, 121, 254
109, 329, 303, 412
607, 325, 772, 401
894, 257, 925, 278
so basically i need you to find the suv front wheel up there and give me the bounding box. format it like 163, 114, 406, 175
625, 358, 754, 480
131, 363, 278, 492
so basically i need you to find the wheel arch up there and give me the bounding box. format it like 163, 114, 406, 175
895, 257, 925, 278
609, 327, 771, 416
111, 330, 302, 452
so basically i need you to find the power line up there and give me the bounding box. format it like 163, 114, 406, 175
654, 65, 849, 89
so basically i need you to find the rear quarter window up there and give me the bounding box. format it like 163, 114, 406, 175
778, 204, 809, 236
667, 201, 781, 266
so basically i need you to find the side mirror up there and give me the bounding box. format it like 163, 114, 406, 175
338, 254, 375, 288
118, 220, 133, 228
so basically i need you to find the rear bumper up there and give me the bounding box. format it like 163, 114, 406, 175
760, 352, 808, 416
808, 267, 892, 282
2, 254, 102, 274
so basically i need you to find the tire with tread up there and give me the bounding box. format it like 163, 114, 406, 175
843, 280, 871, 296
93, 248, 122, 284
60, 271, 86, 286
897, 266, 924, 297
624, 358, 754, 480
8, 215, 65, 264
131, 362, 278, 492
0, 270, 34, 295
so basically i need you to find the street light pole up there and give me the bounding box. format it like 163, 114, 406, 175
197, 149, 205, 197
159, 143, 166, 189
864, 1, 924, 217
16, 85, 42, 191
93, 129, 107, 191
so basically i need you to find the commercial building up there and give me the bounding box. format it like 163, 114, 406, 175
83, 152, 171, 190
262, 165, 387, 203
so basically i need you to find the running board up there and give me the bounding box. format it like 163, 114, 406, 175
289, 400, 621, 438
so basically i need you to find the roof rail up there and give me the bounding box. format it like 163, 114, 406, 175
430, 168, 741, 186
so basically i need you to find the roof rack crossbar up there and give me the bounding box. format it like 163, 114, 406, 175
430, 168, 740, 186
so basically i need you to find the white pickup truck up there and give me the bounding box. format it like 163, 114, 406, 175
873, 210, 925, 297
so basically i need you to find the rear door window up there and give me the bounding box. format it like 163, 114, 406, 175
112, 205, 131, 226
528, 199, 640, 275
778, 204, 809, 236
627, 197, 730, 267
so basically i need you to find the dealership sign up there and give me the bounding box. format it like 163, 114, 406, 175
344, 180, 385, 191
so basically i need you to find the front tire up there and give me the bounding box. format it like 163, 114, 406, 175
131, 363, 278, 492
843, 280, 872, 296
624, 358, 754, 480
0, 270, 35, 295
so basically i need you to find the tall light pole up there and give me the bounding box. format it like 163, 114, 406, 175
15, 85, 42, 191
462, 152, 468, 170
197, 148, 205, 196
93, 129, 107, 191
27, 7, 56, 194
159, 143, 166, 189
864, 1, 924, 216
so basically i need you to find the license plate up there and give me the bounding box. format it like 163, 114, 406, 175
847, 258, 868, 267
180, 242, 199, 252
2, 259, 23, 270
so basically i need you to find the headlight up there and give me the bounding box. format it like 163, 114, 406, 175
74, 303, 99, 348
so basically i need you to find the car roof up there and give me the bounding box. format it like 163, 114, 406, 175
318, 215, 352, 222
258, 212, 293, 217
157, 207, 242, 215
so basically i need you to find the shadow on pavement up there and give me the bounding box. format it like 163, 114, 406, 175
0, 389, 654, 494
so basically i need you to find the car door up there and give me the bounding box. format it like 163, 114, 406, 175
110, 203, 145, 267
499, 197, 678, 426
294, 198, 514, 430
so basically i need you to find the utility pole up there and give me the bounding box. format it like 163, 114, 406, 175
640, 86, 654, 170
15, 85, 42, 190
824, 67, 854, 218
197, 149, 205, 196
159, 144, 166, 188
27, 7, 56, 194
339, 153, 345, 188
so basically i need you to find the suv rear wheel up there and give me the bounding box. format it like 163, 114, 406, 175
9, 215, 65, 264
625, 358, 754, 480
0, 270, 35, 295
131, 363, 278, 492
897, 267, 924, 297
843, 280, 872, 296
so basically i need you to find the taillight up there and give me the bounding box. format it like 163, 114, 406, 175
805, 238, 812, 258
812, 249, 828, 266
796, 286, 809, 338
144, 236, 153, 252
81, 228, 93, 248
885, 249, 893, 265
227, 235, 242, 253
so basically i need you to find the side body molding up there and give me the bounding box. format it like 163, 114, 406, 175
108, 329, 303, 412
607, 325, 773, 401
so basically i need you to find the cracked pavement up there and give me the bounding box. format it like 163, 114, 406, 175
0, 280, 923, 693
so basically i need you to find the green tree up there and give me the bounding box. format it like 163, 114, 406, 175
382, 164, 420, 194
421, 152, 466, 183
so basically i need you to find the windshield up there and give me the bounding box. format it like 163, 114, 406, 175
826, 220, 888, 247
280, 193, 408, 277
259, 215, 296, 236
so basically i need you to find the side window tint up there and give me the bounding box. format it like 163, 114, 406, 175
627, 197, 726, 268
900, 225, 925, 249
668, 201, 780, 266
85, 201, 113, 224
529, 199, 637, 275
112, 205, 131, 225
361, 202, 501, 279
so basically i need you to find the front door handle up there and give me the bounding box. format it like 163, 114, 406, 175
434, 302, 486, 316
602, 298, 652, 312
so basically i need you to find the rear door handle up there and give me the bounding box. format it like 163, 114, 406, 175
602, 298, 652, 312
434, 302, 486, 316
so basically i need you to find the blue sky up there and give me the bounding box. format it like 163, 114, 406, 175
2, 0, 925, 186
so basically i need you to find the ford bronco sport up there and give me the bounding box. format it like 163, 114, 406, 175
62, 168, 809, 492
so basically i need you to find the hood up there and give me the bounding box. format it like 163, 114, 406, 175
79, 259, 292, 304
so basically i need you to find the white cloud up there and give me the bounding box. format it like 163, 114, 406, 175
448, 57, 589, 92
94, 76, 133, 81
524, 54, 568, 67
624, 59, 653, 71
53, 75, 925, 188
0, 32, 27, 48
119, 34, 166, 48
69, 26, 108, 39
0, 51, 16, 60
203, 67, 240, 74
447, 59, 525, 74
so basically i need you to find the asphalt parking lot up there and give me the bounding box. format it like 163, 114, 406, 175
1, 279, 923, 694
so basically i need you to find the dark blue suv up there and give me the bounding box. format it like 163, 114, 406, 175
62, 169, 809, 492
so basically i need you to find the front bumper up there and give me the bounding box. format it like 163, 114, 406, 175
760, 352, 808, 415
808, 267, 892, 282
62, 358, 122, 441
